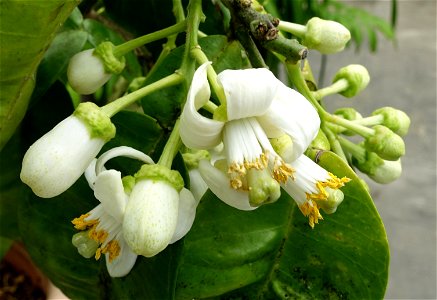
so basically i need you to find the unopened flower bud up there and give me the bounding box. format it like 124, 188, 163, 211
316, 187, 344, 214
371, 107, 411, 136
247, 168, 281, 207
309, 130, 331, 150
20, 102, 115, 198
364, 125, 405, 161
302, 17, 351, 54
333, 64, 370, 98
332, 107, 363, 135
68, 42, 125, 95
353, 151, 402, 184
123, 165, 183, 257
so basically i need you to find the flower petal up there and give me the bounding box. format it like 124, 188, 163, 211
84, 159, 98, 189
180, 62, 225, 149
105, 234, 137, 277
94, 170, 128, 222
95, 146, 154, 175
198, 160, 256, 211
187, 168, 208, 202
217, 68, 279, 120
258, 83, 320, 161
169, 188, 199, 243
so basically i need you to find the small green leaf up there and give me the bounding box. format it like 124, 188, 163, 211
176, 152, 389, 299
0, 0, 80, 150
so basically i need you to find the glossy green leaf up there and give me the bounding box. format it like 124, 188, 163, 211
0, 0, 80, 150
176, 152, 389, 299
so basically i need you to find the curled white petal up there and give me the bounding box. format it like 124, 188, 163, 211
218, 68, 279, 120
20, 116, 105, 198
85, 159, 98, 189
95, 146, 154, 175
258, 83, 320, 161
170, 188, 199, 244
180, 62, 224, 149
94, 169, 128, 223
198, 160, 256, 211
187, 168, 208, 202
123, 180, 179, 257
105, 234, 137, 278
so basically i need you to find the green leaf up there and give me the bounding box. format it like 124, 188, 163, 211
0, 0, 80, 150
176, 152, 389, 299
0, 236, 14, 260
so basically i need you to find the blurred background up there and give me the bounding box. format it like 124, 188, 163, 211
309, 0, 436, 298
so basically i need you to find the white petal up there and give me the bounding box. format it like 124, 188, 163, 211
84, 159, 98, 189
258, 83, 320, 161
94, 170, 128, 222
95, 146, 154, 175
105, 234, 138, 278
217, 68, 279, 120
20, 116, 105, 198
198, 160, 256, 211
123, 180, 179, 257
169, 188, 199, 243
180, 62, 225, 149
187, 169, 208, 202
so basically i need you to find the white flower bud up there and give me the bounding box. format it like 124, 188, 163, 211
67, 49, 112, 95
20, 103, 115, 198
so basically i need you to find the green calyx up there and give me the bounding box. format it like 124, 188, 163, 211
308, 130, 330, 151
93, 42, 126, 74
372, 107, 411, 136
364, 125, 405, 161
182, 150, 210, 169
332, 64, 370, 98
134, 164, 184, 192
247, 168, 281, 207
122, 175, 135, 195
73, 102, 116, 141
352, 150, 385, 175
72, 232, 98, 259
213, 104, 228, 122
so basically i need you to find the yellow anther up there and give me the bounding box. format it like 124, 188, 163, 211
72, 213, 98, 230
299, 201, 323, 228
95, 248, 102, 260
306, 173, 351, 202
89, 228, 108, 244
272, 157, 295, 183
324, 173, 351, 189
230, 178, 243, 189
101, 240, 121, 262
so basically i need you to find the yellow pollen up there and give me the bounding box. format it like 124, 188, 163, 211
95, 248, 102, 260
299, 201, 323, 228
272, 157, 295, 183
228, 153, 269, 190
306, 173, 351, 202
89, 228, 109, 244
71, 213, 98, 230
101, 240, 121, 262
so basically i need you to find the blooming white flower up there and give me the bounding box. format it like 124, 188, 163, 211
72, 146, 198, 276
20, 102, 115, 198
180, 62, 320, 209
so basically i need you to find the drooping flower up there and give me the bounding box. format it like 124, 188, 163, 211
180, 62, 320, 209
20, 102, 115, 198
72, 146, 199, 277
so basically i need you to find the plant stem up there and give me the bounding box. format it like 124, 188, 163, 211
101, 73, 184, 117
113, 21, 187, 57
158, 119, 182, 168
338, 136, 366, 162
311, 78, 349, 100
278, 20, 307, 37
325, 115, 375, 138
203, 101, 218, 113
322, 125, 348, 162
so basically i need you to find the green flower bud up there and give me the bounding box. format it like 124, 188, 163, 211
371, 107, 411, 136
302, 17, 351, 54
270, 134, 294, 162
309, 130, 331, 150
364, 125, 405, 161
332, 64, 370, 98
316, 187, 344, 214
247, 168, 281, 207
333, 107, 363, 135
353, 151, 402, 184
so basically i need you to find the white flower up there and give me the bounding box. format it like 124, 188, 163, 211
20, 102, 115, 198
180, 62, 320, 209
123, 164, 198, 257
72, 146, 198, 276
281, 154, 350, 228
